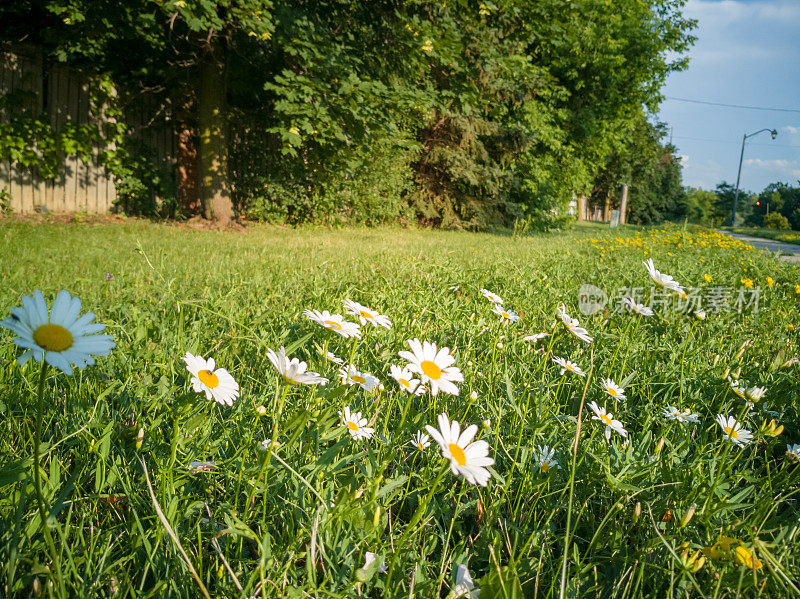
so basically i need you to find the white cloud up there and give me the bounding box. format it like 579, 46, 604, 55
783, 125, 800, 135
678, 155, 690, 166
743, 158, 800, 178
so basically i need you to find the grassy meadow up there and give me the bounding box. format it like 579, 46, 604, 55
1, 220, 799, 598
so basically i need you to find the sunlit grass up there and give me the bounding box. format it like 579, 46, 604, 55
0, 220, 798, 597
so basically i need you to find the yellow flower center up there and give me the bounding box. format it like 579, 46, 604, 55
724, 426, 738, 439
398, 377, 410, 387
347, 421, 359, 431
607, 387, 618, 397
323, 320, 342, 330
421, 360, 442, 380
351, 375, 366, 384
502, 312, 510, 318
540, 462, 550, 473
448, 443, 467, 466
359, 310, 374, 320
417, 442, 425, 450
600, 414, 612, 427
33, 324, 73, 352
198, 370, 219, 389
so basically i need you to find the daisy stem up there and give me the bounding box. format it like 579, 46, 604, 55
559, 356, 594, 599
385, 465, 449, 586
32, 361, 64, 593
617, 317, 640, 379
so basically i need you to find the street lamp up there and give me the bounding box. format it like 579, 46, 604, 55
730, 128, 778, 226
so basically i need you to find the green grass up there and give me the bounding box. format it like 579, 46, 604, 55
725, 226, 800, 247
1, 220, 799, 597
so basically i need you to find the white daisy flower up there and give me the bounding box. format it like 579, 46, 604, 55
532, 445, 559, 473
480, 289, 503, 304
182, 352, 240, 406
266, 347, 329, 385
557, 305, 592, 343
600, 378, 626, 401
410, 430, 431, 451
339, 365, 381, 392
588, 401, 628, 441
552, 356, 586, 377
0, 289, 115, 376
693, 310, 707, 320
343, 299, 392, 329
662, 404, 699, 423
786, 444, 800, 461
746, 386, 767, 402
622, 297, 654, 316
425, 413, 494, 486
303, 309, 361, 339
339, 406, 374, 441
325, 351, 344, 364
729, 379, 747, 399
523, 332, 551, 343
452, 563, 480, 598
556, 304, 579, 328
643, 258, 685, 295
398, 339, 464, 396
715, 414, 753, 447
490, 304, 519, 323
259, 438, 280, 451
363, 552, 387, 574
389, 364, 425, 395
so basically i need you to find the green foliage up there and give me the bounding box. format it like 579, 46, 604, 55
681, 187, 717, 225
1, 0, 696, 228
763, 211, 790, 230
588, 114, 686, 225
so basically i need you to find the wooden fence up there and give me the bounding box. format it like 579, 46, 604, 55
0, 46, 175, 214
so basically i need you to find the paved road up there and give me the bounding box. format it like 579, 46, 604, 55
718, 230, 800, 262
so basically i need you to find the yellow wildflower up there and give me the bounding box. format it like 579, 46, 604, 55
766, 276, 774, 288
741, 278, 754, 289
734, 546, 763, 569
704, 274, 712, 283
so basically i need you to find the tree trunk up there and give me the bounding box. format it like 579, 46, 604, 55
198, 39, 233, 225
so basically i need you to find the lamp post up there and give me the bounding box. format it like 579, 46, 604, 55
731, 128, 777, 226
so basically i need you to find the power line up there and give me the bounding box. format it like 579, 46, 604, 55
665, 96, 800, 114
672, 135, 800, 148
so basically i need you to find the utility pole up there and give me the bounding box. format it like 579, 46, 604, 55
731, 128, 777, 227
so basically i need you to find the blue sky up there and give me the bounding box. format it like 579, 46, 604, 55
657, 0, 800, 193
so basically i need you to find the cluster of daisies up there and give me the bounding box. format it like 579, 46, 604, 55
2, 254, 797, 495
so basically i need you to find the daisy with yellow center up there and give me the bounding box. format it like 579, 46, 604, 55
786, 443, 800, 461
556, 304, 592, 344
410, 430, 431, 451
532, 445, 559, 474
266, 346, 328, 385
729, 379, 747, 399
745, 386, 766, 402
389, 364, 425, 395
339, 406, 374, 441
643, 258, 685, 295
480, 288, 503, 304
1, 289, 115, 376
588, 401, 628, 441
715, 414, 752, 447
622, 297, 654, 316
425, 413, 494, 486
303, 309, 361, 339
552, 356, 586, 377
339, 365, 381, 391
182, 352, 240, 406
662, 404, 699, 424
491, 304, 519, 323
398, 338, 463, 396
343, 299, 392, 329
600, 378, 626, 401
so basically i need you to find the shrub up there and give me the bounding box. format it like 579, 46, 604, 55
763, 212, 790, 230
